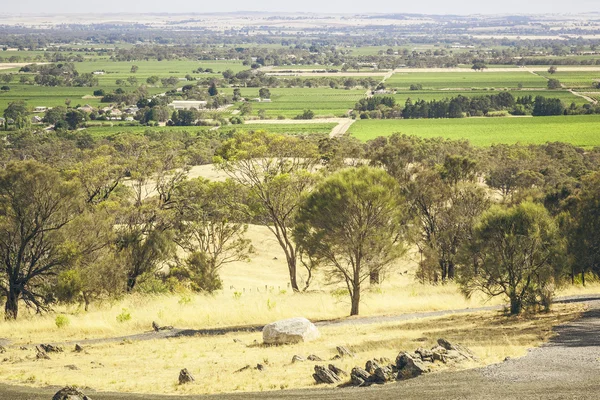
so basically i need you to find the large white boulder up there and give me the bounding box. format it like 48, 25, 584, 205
262, 317, 320, 345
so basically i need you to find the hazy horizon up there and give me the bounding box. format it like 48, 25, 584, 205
1, 0, 598, 17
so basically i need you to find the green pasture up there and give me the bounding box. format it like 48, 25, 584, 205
348, 115, 600, 148
226, 123, 336, 134
386, 71, 548, 89
224, 88, 365, 118
537, 70, 600, 88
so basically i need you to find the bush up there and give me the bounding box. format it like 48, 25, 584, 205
116, 308, 132, 323
0, 86, 10, 91
295, 109, 315, 120
55, 314, 70, 329
55, 270, 83, 303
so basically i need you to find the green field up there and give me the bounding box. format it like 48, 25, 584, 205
75, 60, 246, 87
224, 88, 365, 118
385, 89, 590, 106
81, 122, 335, 137
537, 70, 600, 88
348, 115, 600, 147
235, 123, 335, 134
386, 71, 548, 89
81, 124, 213, 137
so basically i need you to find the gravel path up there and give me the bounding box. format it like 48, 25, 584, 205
2, 295, 600, 399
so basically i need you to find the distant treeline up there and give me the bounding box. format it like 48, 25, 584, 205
353, 93, 600, 119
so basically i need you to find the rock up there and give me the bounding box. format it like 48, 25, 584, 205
262, 317, 320, 345
373, 366, 395, 383
328, 364, 347, 377
350, 367, 371, 387
64, 364, 79, 370
307, 354, 323, 361
431, 345, 448, 363
35, 346, 50, 360
52, 386, 92, 400
336, 345, 355, 358
19, 346, 27, 350
178, 368, 195, 384
313, 365, 342, 384
0, 345, 6, 353
415, 347, 434, 362
396, 352, 429, 380
74, 344, 84, 353
365, 359, 382, 374
330, 354, 342, 360
437, 339, 477, 362
291, 355, 305, 363
152, 321, 174, 332
40, 344, 63, 353
437, 338, 454, 351
255, 363, 266, 371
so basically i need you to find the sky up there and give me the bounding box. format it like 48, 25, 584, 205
1, 0, 599, 15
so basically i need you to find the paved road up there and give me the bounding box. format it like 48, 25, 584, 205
3, 296, 600, 399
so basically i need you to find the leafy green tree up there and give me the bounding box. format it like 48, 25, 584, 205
43, 106, 67, 125
172, 179, 253, 292
3, 101, 29, 130
215, 131, 319, 292
0, 161, 83, 319
146, 75, 160, 85
547, 66, 557, 75
259, 88, 271, 99
65, 109, 88, 130
130, 65, 139, 73
294, 166, 407, 316
564, 172, 600, 284
458, 202, 564, 315
547, 78, 561, 89
208, 81, 219, 96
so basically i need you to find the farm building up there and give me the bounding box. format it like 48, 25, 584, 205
168, 100, 208, 110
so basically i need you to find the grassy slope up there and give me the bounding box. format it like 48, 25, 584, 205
348, 115, 600, 148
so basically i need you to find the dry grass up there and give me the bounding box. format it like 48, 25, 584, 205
0, 224, 597, 345
0, 304, 582, 395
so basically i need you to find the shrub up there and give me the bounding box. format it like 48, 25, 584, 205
55, 314, 70, 329
116, 308, 132, 323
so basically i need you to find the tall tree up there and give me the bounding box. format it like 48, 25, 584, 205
294, 166, 406, 316
215, 131, 319, 291
457, 202, 564, 315
172, 178, 254, 292
0, 161, 82, 319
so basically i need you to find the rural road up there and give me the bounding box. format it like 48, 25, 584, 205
2, 295, 600, 399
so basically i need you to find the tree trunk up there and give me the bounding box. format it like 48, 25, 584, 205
5, 286, 20, 320
509, 296, 522, 315
350, 285, 361, 316
440, 260, 447, 282
287, 256, 299, 292
582, 270, 586, 287
369, 270, 380, 285
447, 261, 455, 280
126, 276, 137, 292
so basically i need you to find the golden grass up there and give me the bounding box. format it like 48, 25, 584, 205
1, 224, 597, 345
0, 304, 582, 395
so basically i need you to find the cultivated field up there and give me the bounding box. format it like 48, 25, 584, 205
226, 88, 365, 118
348, 115, 600, 147
386, 71, 548, 89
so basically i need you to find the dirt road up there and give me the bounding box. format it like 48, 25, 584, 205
2, 296, 600, 399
